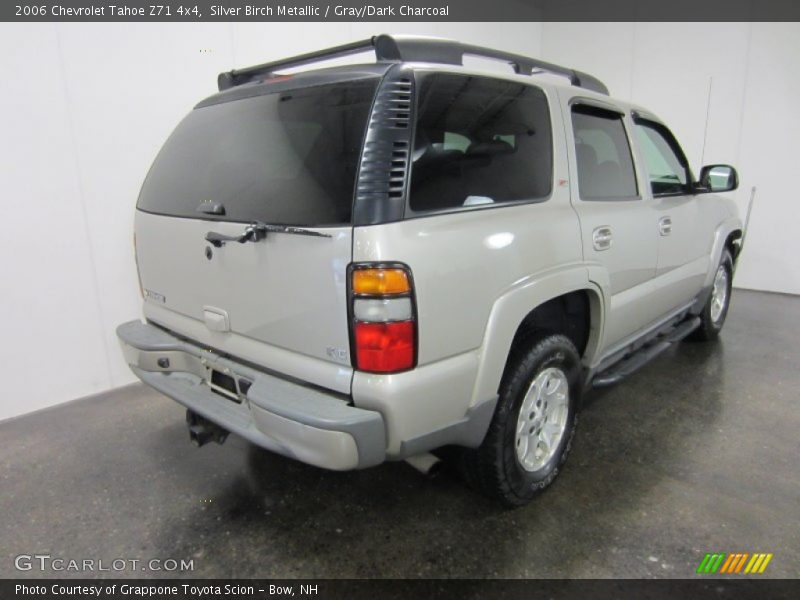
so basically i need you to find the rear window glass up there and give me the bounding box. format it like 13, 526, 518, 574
409, 73, 552, 213
137, 79, 379, 226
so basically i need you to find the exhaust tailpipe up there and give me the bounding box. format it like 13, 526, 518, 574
405, 453, 442, 477
186, 410, 229, 447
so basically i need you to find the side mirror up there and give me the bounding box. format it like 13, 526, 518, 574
697, 164, 738, 193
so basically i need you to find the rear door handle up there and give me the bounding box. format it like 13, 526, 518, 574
592, 226, 613, 251
659, 216, 672, 236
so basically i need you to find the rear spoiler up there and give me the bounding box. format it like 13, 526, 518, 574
217, 34, 609, 96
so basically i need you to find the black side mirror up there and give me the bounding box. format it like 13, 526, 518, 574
696, 164, 738, 193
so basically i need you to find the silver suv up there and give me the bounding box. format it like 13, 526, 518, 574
118, 35, 743, 506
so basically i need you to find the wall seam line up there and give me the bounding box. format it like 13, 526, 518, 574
629, 22, 637, 100
734, 22, 754, 175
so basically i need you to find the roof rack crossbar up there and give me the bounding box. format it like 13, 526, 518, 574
217, 34, 609, 96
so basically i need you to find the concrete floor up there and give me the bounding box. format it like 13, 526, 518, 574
1, 289, 798, 579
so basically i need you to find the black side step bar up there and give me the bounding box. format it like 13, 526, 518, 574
217, 34, 609, 96
592, 317, 701, 388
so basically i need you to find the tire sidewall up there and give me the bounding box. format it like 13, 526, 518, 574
706, 251, 734, 333
500, 336, 582, 499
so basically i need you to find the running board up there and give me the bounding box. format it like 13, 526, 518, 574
591, 317, 701, 388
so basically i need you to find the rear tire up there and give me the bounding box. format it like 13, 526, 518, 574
690, 249, 733, 342
460, 334, 582, 507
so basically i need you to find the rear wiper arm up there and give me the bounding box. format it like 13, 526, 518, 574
261, 223, 333, 238
205, 221, 332, 247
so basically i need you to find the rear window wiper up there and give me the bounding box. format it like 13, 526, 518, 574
205, 221, 332, 247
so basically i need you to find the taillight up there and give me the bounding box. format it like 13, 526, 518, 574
349, 264, 416, 373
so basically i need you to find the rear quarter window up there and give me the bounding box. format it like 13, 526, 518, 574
137, 78, 379, 226
408, 73, 553, 213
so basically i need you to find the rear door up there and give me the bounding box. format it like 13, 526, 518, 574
134, 78, 379, 393
564, 98, 659, 351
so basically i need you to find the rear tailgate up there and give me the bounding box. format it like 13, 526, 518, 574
134, 77, 380, 394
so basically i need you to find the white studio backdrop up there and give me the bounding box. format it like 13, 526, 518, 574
0, 22, 796, 422
0, 22, 543, 421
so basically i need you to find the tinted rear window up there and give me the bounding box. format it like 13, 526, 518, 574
409, 73, 552, 213
137, 79, 379, 225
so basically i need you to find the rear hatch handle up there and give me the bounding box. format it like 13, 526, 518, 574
205, 221, 332, 247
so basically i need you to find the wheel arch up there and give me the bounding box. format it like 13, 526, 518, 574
704, 217, 744, 290
725, 228, 743, 263
470, 266, 604, 407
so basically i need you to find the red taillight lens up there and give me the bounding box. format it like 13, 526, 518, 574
350, 264, 417, 373
354, 320, 415, 373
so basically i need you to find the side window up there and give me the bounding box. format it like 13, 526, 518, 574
409, 73, 552, 212
571, 104, 638, 200
634, 120, 691, 196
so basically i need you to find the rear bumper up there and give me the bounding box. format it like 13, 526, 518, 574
116, 320, 386, 470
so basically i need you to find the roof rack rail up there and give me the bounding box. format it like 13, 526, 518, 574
217, 34, 609, 96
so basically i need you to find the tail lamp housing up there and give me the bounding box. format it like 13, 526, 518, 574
348, 264, 417, 373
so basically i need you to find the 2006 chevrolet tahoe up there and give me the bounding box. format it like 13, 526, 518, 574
118, 35, 743, 506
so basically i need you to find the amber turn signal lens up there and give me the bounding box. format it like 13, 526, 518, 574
352, 268, 410, 295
